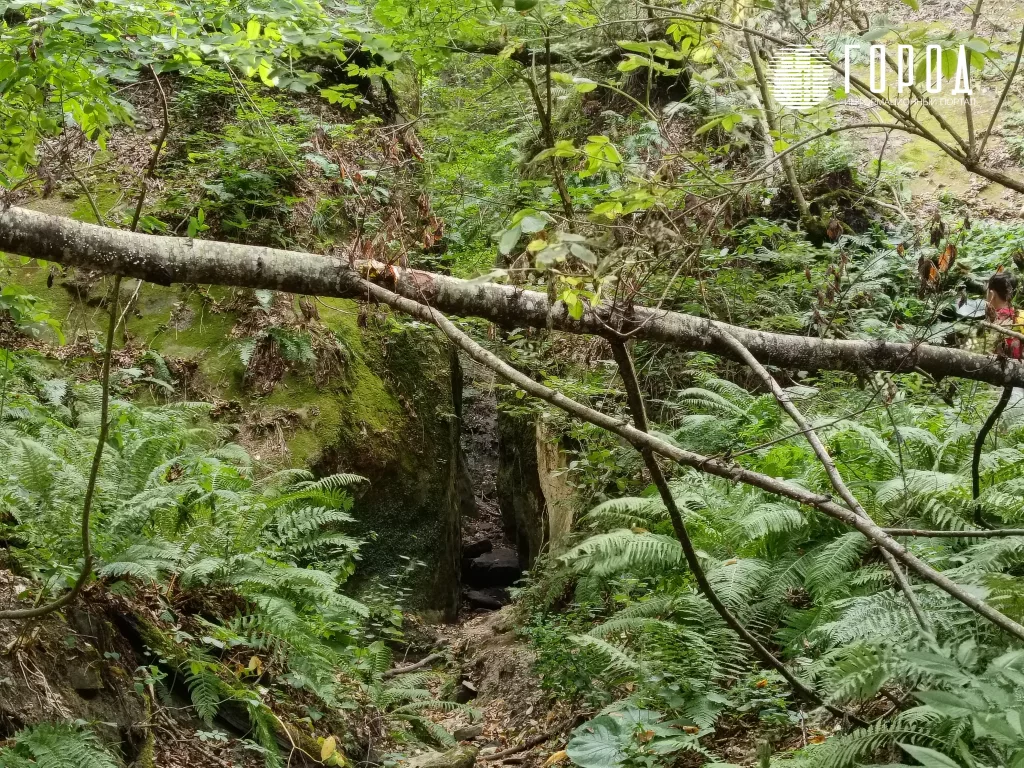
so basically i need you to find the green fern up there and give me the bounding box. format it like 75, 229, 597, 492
0, 723, 118, 768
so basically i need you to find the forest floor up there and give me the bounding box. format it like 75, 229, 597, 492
426, 610, 571, 768
0, 562, 564, 768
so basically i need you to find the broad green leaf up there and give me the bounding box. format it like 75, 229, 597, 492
617, 55, 647, 73
720, 113, 742, 131
569, 243, 596, 264
861, 27, 892, 42
498, 224, 522, 255
900, 744, 961, 768
694, 117, 722, 136
915, 690, 975, 717
520, 214, 548, 233
321, 735, 337, 760
591, 201, 623, 219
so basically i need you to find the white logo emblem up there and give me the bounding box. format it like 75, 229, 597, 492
768, 45, 833, 110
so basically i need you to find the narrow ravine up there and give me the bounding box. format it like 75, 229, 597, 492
459, 359, 522, 614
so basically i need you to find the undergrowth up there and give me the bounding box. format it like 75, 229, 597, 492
518, 371, 1024, 768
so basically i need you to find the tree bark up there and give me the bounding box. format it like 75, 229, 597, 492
2, 206, 1023, 388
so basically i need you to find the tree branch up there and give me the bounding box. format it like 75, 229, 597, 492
608, 339, 858, 721
383, 652, 445, 679
978, 24, 1024, 159
883, 527, 1024, 538
445, 40, 621, 67
3, 207, 1024, 388
743, 29, 808, 218
346, 274, 1024, 643
0, 275, 120, 619
713, 329, 931, 632
128, 65, 170, 233
972, 386, 1012, 528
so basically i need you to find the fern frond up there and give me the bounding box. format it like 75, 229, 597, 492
570, 634, 640, 677
0, 723, 118, 768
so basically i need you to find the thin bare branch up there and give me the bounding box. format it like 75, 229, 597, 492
609, 339, 860, 721
713, 328, 931, 632
0, 275, 120, 620
978, 25, 1024, 159
884, 527, 1024, 538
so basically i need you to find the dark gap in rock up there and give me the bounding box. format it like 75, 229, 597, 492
457, 357, 520, 613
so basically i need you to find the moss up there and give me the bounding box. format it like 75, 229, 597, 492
327, 319, 461, 618
2, 224, 461, 614
346, 361, 402, 434
143, 296, 243, 394
263, 375, 350, 467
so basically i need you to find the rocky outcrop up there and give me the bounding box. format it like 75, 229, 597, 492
316, 325, 470, 621
465, 548, 521, 588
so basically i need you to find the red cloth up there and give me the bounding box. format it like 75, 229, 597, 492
994, 307, 1022, 360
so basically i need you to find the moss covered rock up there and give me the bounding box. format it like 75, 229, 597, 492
4, 249, 465, 617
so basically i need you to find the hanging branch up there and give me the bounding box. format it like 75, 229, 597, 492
0, 79, 169, 620
0, 274, 120, 619
972, 386, 1012, 528
713, 328, 931, 633
118, 65, 171, 333
743, 29, 809, 219
978, 24, 1024, 159
128, 65, 170, 232
345, 275, 1024, 644
883, 527, 1024, 538
607, 339, 860, 722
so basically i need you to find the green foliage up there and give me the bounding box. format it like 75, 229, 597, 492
565, 706, 708, 768
0, 0, 390, 183
357, 640, 479, 748
0, 723, 118, 768
523, 364, 1024, 766
0, 287, 63, 342
0, 354, 374, 760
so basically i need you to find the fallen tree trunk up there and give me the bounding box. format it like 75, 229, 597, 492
1, 205, 1022, 387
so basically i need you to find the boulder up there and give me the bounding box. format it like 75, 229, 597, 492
465, 590, 504, 611
453, 723, 484, 742
466, 548, 520, 588
462, 538, 493, 559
